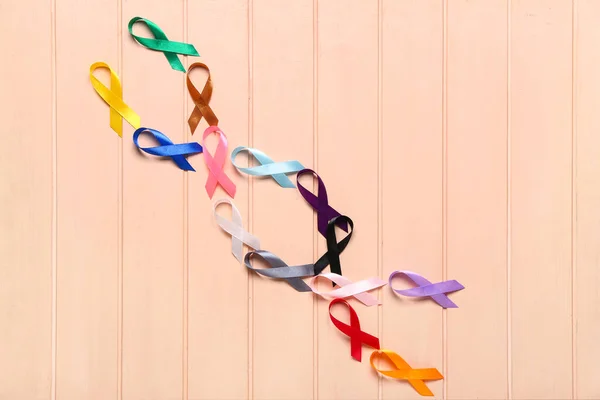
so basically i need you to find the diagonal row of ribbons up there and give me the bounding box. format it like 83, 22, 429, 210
90, 16, 465, 397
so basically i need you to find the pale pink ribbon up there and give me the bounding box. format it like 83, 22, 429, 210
213, 198, 260, 262
202, 126, 237, 198
308, 273, 387, 307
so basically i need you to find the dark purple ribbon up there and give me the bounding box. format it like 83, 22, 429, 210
388, 270, 464, 308
297, 169, 348, 237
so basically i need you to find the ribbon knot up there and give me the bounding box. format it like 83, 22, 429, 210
244, 250, 313, 292
313, 215, 354, 278
202, 126, 237, 198
370, 349, 443, 396
308, 273, 386, 307
128, 17, 199, 72
89, 62, 140, 137
187, 62, 219, 133
329, 298, 380, 362
133, 127, 203, 171
214, 199, 260, 262
389, 270, 464, 308
231, 147, 304, 188
297, 169, 348, 237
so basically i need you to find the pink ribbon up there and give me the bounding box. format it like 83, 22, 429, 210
202, 126, 237, 198
308, 273, 387, 307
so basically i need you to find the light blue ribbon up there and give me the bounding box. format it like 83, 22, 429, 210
230, 146, 304, 188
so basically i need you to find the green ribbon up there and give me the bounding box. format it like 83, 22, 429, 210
128, 17, 199, 72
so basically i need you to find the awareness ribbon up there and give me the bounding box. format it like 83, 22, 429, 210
202, 126, 237, 198
133, 127, 203, 171
128, 17, 199, 72
308, 273, 386, 307
244, 250, 313, 292
214, 199, 260, 262
389, 270, 464, 308
313, 215, 354, 277
297, 169, 348, 237
230, 147, 304, 188
370, 349, 443, 396
186, 62, 219, 134
329, 298, 380, 362
89, 62, 140, 137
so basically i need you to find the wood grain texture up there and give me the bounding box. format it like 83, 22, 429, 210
316, 0, 379, 399
122, 2, 185, 398
55, 0, 119, 398
187, 1, 250, 399
574, 1, 600, 398
252, 0, 315, 399
381, 1, 443, 399
0, 0, 53, 399
510, 0, 573, 398
5, 0, 600, 398
446, 1, 508, 399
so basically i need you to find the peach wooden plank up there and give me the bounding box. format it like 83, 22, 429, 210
55, 0, 119, 398
0, 0, 53, 398
317, 0, 379, 398
122, 3, 186, 398
510, 1, 573, 398
380, 1, 443, 399
446, 1, 509, 399
251, 0, 315, 399
187, 0, 250, 399
574, 1, 600, 398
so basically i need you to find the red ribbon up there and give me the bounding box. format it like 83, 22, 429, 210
328, 298, 380, 362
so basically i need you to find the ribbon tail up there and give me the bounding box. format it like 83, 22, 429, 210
109, 108, 122, 137
431, 293, 458, 308
217, 170, 237, 198
172, 154, 195, 171
166, 52, 186, 72
231, 236, 243, 263
271, 172, 296, 188
408, 380, 434, 397
353, 292, 380, 307
287, 277, 312, 292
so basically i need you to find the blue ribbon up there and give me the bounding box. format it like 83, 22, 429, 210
230, 146, 304, 188
133, 127, 203, 171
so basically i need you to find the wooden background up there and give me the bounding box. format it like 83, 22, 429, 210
1, 0, 598, 399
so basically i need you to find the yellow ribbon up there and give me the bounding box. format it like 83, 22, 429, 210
89, 62, 140, 137
370, 349, 443, 396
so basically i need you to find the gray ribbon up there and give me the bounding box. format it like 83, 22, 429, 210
244, 250, 314, 292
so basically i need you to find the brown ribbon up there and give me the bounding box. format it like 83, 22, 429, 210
186, 62, 219, 133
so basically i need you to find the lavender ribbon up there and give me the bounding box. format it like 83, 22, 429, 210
244, 250, 314, 292
388, 270, 464, 308
297, 169, 348, 237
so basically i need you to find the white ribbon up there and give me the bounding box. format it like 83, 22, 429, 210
213, 199, 261, 262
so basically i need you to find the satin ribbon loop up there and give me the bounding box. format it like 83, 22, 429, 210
128, 17, 199, 72
329, 298, 380, 362
202, 126, 237, 198
186, 62, 219, 133
309, 273, 386, 307
89, 62, 140, 137
244, 250, 313, 292
214, 199, 260, 262
370, 349, 443, 396
133, 127, 203, 171
389, 270, 465, 309
297, 169, 348, 237
231, 147, 305, 188
313, 215, 354, 277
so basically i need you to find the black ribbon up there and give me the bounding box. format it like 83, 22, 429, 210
244, 250, 314, 292
313, 215, 354, 278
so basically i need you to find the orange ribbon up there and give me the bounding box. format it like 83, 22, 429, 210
186, 62, 219, 134
370, 349, 443, 397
